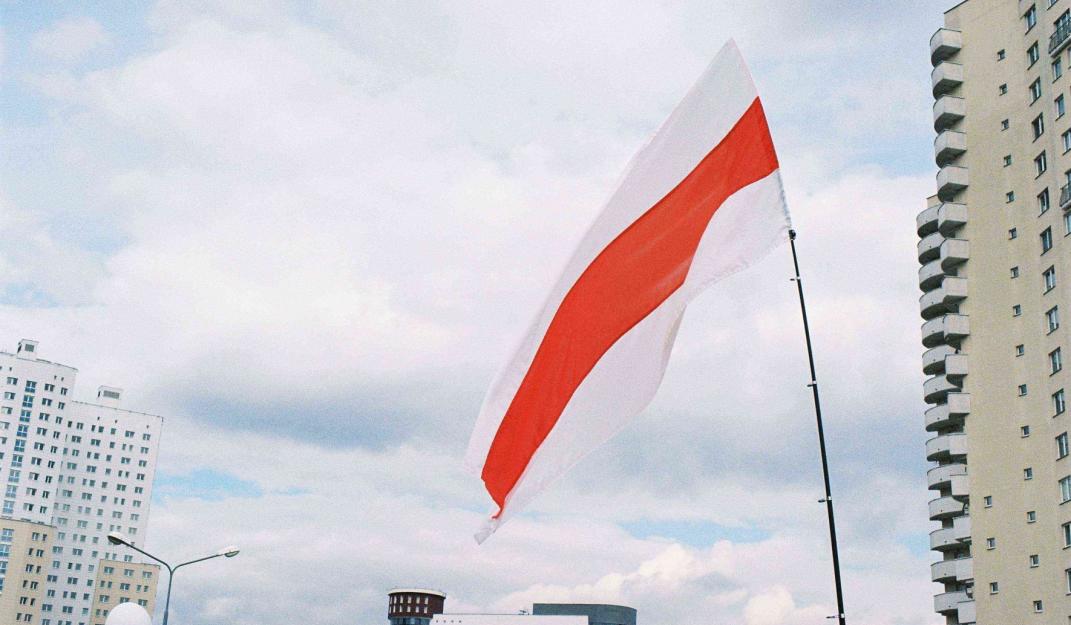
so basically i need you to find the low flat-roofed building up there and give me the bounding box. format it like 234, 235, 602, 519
89, 559, 159, 625
0, 518, 54, 624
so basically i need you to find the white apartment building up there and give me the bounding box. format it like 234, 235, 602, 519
0, 340, 163, 625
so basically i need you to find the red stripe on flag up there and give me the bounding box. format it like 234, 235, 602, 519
482, 98, 780, 511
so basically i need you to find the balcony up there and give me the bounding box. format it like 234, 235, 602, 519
924, 374, 961, 404
918, 202, 968, 238
927, 463, 967, 490
1051, 16, 1071, 57
926, 432, 967, 461
919, 259, 945, 291
919, 277, 967, 320
931, 62, 964, 97
934, 591, 968, 615
958, 600, 976, 624
933, 96, 966, 132
918, 232, 945, 263
936, 166, 968, 201
934, 130, 966, 166
922, 344, 956, 373
925, 393, 970, 431
940, 238, 969, 270
930, 29, 963, 65
931, 526, 959, 551
931, 557, 971, 583
952, 514, 971, 542
921, 314, 969, 349
930, 495, 966, 520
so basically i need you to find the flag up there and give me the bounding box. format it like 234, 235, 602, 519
464, 40, 790, 543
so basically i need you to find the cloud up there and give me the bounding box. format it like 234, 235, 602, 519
30, 16, 109, 62
2, 1, 950, 625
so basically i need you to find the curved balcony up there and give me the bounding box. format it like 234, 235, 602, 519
931, 557, 972, 583
924, 374, 962, 404
928, 463, 967, 490
920, 277, 967, 320
918, 202, 968, 238
925, 392, 970, 431
926, 432, 967, 461
922, 344, 957, 373
931, 526, 959, 551
919, 259, 945, 291
921, 314, 969, 348
931, 29, 963, 65
918, 232, 945, 263
930, 495, 966, 520
933, 96, 966, 132
934, 130, 966, 166
932, 62, 964, 97
937, 166, 968, 201
958, 600, 976, 624
953, 514, 971, 542
941, 238, 969, 270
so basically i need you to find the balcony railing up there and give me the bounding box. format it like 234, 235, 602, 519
1050, 16, 1071, 56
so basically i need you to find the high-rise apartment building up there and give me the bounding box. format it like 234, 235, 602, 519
0, 340, 163, 625
88, 560, 159, 625
923, 1, 1071, 622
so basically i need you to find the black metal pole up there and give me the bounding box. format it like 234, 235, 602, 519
788, 229, 847, 625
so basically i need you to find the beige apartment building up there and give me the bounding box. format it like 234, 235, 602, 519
922, 1, 1071, 622
88, 559, 159, 625
0, 519, 55, 624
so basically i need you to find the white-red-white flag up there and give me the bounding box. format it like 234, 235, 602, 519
465, 40, 790, 542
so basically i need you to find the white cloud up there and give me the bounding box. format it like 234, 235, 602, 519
30, 16, 109, 62
3, 1, 950, 624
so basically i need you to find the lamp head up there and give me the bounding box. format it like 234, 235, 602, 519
218, 545, 240, 558
107, 531, 129, 546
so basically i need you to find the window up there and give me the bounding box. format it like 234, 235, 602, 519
998, 48, 1006, 60
1002, 118, 1010, 130
1058, 432, 1069, 458
1059, 94, 1067, 117
1061, 475, 1071, 502
990, 581, 999, 594
1005, 154, 1013, 166
1007, 190, 1017, 203
1001, 83, 1010, 96
1027, 5, 1038, 30
1030, 555, 1040, 569
1026, 467, 1035, 480
1049, 306, 1061, 332
985, 495, 994, 507
1052, 347, 1063, 373
1055, 389, 1066, 414
1046, 266, 1057, 291
1018, 344, 1026, 356
1034, 600, 1043, 613
1014, 305, 1023, 317
1066, 210, 1071, 235
1034, 81, 1045, 104
1064, 521, 1071, 545
1055, 57, 1064, 80
1024, 425, 1033, 437
1011, 227, 1019, 239
1064, 129, 1071, 152
1030, 41, 1041, 65
1038, 152, 1050, 176
1028, 510, 1038, 522
1043, 226, 1054, 252
1034, 112, 1046, 137
1066, 568, 1071, 592
1012, 266, 1021, 278
986, 537, 996, 549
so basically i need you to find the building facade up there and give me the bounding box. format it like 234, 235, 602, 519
922, 1, 1071, 623
0, 341, 163, 625
387, 590, 635, 625
0, 519, 55, 624
88, 559, 159, 625
389, 588, 447, 625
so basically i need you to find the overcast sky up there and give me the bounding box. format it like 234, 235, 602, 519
2, 2, 945, 624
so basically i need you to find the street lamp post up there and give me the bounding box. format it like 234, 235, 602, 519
107, 531, 239, 625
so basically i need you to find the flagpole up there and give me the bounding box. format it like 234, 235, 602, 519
788, 229, 847, 625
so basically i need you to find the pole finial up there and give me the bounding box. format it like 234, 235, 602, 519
789, 229, 797, 240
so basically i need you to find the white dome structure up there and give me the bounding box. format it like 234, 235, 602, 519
104, 602, 153, 625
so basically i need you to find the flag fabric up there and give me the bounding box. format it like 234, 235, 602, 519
464, 40, 791, 543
